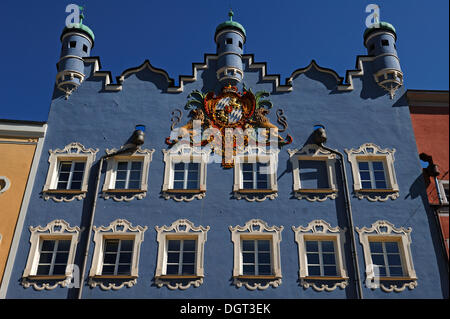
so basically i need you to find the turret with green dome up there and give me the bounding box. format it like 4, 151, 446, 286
56, 6, 95, 98
215, 10, 246, 85
364, 20, 403, 99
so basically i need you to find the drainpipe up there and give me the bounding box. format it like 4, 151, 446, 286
312, 126, 364, 299
76, 126, 145, 299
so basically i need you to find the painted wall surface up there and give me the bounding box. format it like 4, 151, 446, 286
409, 107, 449, 205
0, 137, 37, 285
4, 28, 449, 299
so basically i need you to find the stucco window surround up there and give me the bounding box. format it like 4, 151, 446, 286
229, 219, 283, 290
154, 219, 209, 290
0, 176, 11, 194
292, 220, 348, 292
162, 144, 210, 202
345, 143, 399, 201
233, 147, 279, 202
88, 219, 147, 290
22, 220, 80, 290
101, 147, 155, 202
288, 144, 338, 202
437, 180, 449, 205
42, 142, 98, 202
356, 220, 418, 293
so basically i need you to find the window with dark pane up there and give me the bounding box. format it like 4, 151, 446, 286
69, 41, 76, 48
369, 241, 404, 277
101, 239, 134, 276
298, 160, 330, 189
56, 161, 85, 190
172, 162, 200, 190
114, 161, 143, 190
305, 240, 338, 277
36, 239, 71, 276
165, 239, 197, 276
242, 239, 272, 276
358, 160, 387, 189
241, 162, 269, 190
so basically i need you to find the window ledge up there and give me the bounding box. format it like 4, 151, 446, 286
237, 189, 277, 194
91, 275, 138, 280
165, 189, 205, 194
304, 276, 349, 281
235, 275, 280, 280
358, 188, 396, 193
377, 276, 417, 281
295, 189, 337, 193
157, 275, 203, 279
26, 275, 68, 280
44, 189, 86, 194
103, 189, 146, 193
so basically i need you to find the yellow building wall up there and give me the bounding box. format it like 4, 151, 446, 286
0, 137, 37, 285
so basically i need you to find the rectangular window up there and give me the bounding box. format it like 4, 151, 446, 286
298, 160, 330, 189
369, 241, 404, 277
241, 239, 272, 276
238, 41, 243, 49
82, 44, 88, 53
242, 162, 269, 190
381, 39, 389, 46
69, 41, 76, 48
166, 239, 197, 276
36, 239, 71, 276
115, 161, 143, 190
305, 240, 338, 277
101, 239, 134, 276
358, 161, 387, 189
226, 38, 233, 45
172, 162, 200, 190
57, 161, 86, 190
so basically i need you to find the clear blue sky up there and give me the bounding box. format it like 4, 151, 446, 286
0, 0, 448, 122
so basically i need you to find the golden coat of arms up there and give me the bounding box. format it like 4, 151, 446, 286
166, 85, 292, 168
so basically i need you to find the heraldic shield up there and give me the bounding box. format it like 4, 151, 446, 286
166, 85, 292, 168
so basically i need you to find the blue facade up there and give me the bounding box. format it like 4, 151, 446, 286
2, 12, 448, 299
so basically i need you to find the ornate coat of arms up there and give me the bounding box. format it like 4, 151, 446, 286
166, 85, 292, 168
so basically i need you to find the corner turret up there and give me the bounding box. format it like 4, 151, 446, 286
215, 10, 246, 86
364, 21, 403, 99
56, 7, 95, 99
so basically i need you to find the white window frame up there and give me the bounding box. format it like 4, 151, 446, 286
229, 219, 283, 290
88, 219, 147, 290
55, 160, 86, 190
288, 144, 338, 202
102, 147, 154, 202
356, 220, 418, 292
233, 147, 279, 202
22, 220, 80, 290
155, 219, 210, 290
292, 220, 348, 291
438, 180, 449, 205
162, 144, 209, 202
42, 142, 98, 202
345, 143, 399, 201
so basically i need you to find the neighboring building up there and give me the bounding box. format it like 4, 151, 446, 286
1, 9, 448, 299
407, 90, 449, 260
0, 120, 47, 287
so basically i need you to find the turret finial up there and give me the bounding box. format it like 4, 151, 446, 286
228, 9, 234, 21
79, 5, 85, 24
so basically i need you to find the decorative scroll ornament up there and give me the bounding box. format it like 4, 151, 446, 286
229, 219, 283, 290
166, 85, 292, 168
356, 220, 418, 292
22, 220, 80, 290
89, 219, 147, 290
292, 220, 348, 292
155, 219, 210, 290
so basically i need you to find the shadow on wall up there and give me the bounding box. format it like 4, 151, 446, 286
404, 174, 449, 298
